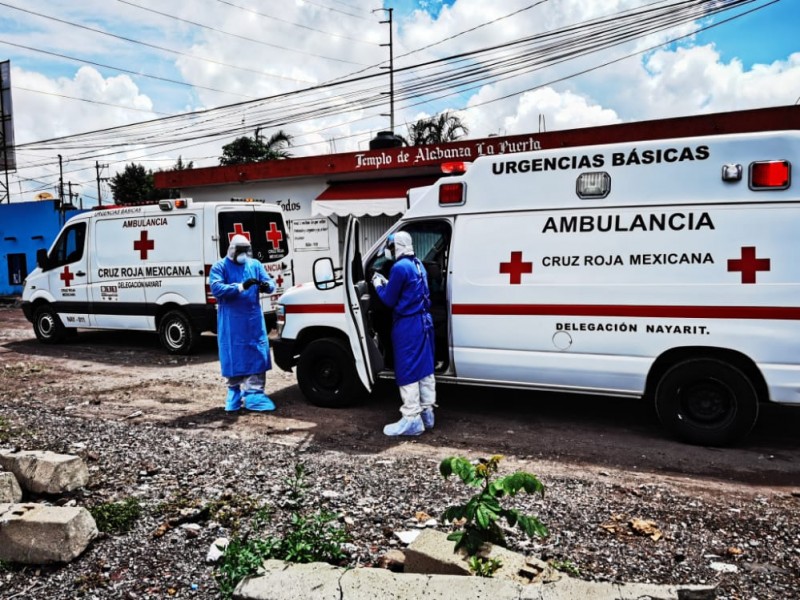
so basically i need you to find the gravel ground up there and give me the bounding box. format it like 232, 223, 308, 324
0, 394, 798, 600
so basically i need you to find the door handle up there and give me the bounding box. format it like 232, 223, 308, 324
76, 271, 86, 277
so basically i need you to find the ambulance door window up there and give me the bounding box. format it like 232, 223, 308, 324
217, 211, 257, 259
252, 211, 292, 293
49, 222, 86, 268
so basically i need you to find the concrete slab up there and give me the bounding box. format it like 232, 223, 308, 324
0, 450, 89, 494
235, 560, 342, 600
0, 502, 97, 564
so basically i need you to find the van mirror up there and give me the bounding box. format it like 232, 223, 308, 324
36, 248, 50, 270
313, 257, 340, 290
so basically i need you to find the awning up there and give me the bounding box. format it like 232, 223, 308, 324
312, 177, 439, 217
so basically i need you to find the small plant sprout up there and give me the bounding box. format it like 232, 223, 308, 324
440, 455, 548, 558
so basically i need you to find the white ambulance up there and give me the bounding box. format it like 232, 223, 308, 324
273, 129, 800, 446
21, 198, 292, 354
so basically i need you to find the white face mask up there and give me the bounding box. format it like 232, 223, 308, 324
235, 253, 247, 264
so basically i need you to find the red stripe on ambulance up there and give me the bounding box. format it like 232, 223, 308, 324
451, 304, 800, 320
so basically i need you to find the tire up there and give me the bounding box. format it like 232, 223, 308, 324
158, 310, 199, 355
296, 337, 367, 408
654, 358, 759, 446
33, 304, 67, 344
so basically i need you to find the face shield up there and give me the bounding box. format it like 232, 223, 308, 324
228, 234, 253, 263
383, 234, 396, 261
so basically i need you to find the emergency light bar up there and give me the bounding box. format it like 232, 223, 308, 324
576, 172, 611, 199
439, 182, 465, 206
749, 160, 790, 190
441, 161, 469, 175
159, 198, 191, 211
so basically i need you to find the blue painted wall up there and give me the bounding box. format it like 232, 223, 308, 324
0, 200, 87, 297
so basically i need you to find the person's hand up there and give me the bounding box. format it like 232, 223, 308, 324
242, 278, 259, 290
259, 279, 276, 293
372, 273, 387, 289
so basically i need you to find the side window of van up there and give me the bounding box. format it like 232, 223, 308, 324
49, 222, 87, 269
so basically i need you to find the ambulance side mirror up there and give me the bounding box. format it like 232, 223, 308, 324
313, 257, 341, 291
36, 248, 50, 271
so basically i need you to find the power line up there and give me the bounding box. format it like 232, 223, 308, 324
213, 0, 380, 46
16, 86, 172, 116
117, 0, 368, 67
0, 0, 317, 84
0, 39, 256, 99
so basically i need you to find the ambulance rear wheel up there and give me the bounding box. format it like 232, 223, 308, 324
33, 304, 66, 344
655, 358, 759, 447
297, 337, 366, 408
159, 310, 198, 355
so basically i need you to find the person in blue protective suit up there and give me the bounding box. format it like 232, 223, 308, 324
372, 231, 437, 436
210, 234, 277, 413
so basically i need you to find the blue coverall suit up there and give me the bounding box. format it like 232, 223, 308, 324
374, 240, 437, 435
209, 239, 276, 412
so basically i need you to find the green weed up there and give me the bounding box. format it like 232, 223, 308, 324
89, 498, 142, 535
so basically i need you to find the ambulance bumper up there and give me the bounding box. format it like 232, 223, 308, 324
21, 301, 34, 322
271, 337, 297, 372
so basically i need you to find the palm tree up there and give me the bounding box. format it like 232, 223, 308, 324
219, 129, 294, 165
406, 111, 469, 146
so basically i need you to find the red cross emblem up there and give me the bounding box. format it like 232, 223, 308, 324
500, 251, 533, 285
266, 223, 283, 249
133, 230, 155, 260
727, 246, 770, 284
275, 274, 284, 287
60, 266, 75, 287
228, 223, 251, 242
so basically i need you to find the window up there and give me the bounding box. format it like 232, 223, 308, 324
49, 222, 86, 269
7, 253, 27, 286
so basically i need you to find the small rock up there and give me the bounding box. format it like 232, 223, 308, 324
394, 530, 421, 545
378, 549, 405, 572
206, 538, 229, 563
709, 562, 738, 573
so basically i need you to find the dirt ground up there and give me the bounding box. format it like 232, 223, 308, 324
1, 302, 798, 497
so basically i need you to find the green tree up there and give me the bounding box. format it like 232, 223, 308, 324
406, 111, 469, 146
219, 129, 293, 165
173, 155, 194, 170
109, 163, 157, 204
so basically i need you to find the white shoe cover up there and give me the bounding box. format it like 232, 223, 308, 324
383, 416, 424, 436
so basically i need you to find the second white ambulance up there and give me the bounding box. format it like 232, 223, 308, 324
273, 129, 800, 446
21, 198, 292, 354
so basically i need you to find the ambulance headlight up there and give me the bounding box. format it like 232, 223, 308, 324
276, 304, 286, 335
576, 172, 611, 199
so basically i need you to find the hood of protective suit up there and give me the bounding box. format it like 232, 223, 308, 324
227, 234, 252, 261
393, 231, 414, 259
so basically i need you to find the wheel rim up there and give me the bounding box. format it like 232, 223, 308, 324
37, 313, 55, 338
312, 357, 342, 393
678, 378, 735, 428
164, 320, 187, 349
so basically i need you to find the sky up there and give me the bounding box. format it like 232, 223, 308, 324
0, 0, 798, 205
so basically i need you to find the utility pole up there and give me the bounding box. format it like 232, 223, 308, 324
373, 8, 395, 133
58, 154, 64, 207
95, 161, 108, 206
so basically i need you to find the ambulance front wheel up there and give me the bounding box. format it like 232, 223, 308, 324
654, 358, 759, 447
296, 337, 367, 408
33, 304, 67, 344
158, 310, 199, 355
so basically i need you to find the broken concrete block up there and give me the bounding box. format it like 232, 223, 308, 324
0, 503, 98, 564
0, 450, 89, 494
0, 472, 22, 503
